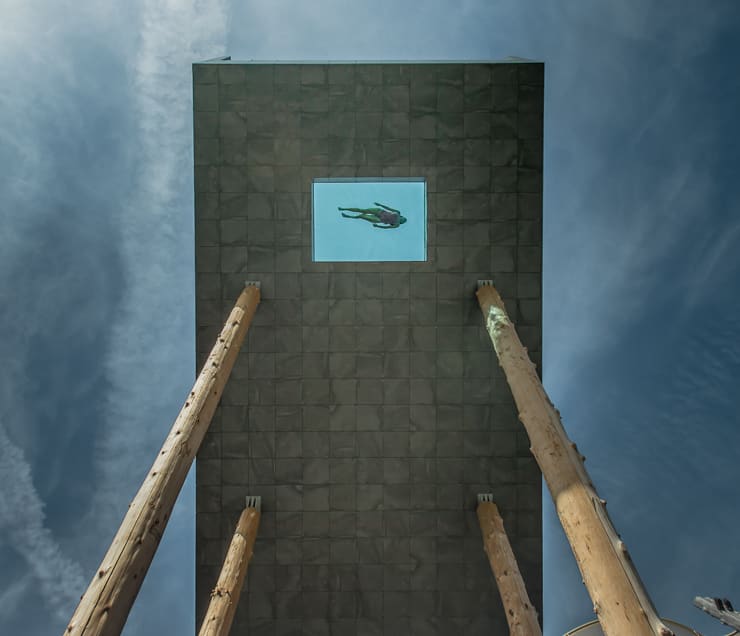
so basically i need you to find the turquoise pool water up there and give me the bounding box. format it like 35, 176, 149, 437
312, 178, 427, 262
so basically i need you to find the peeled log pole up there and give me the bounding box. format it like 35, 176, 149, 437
198, 503, 261, 636
65, 283, 260, 636
477, 497, 542, 636
475, 282, 673, 636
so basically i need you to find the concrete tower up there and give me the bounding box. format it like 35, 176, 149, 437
193, 59, 544, 634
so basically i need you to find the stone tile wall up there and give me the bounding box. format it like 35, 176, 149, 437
194, 61, 543, 635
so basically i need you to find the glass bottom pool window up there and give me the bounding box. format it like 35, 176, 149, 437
312, 178, 427, 262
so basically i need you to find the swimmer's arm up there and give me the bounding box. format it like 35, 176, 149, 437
374, 201, 401, 214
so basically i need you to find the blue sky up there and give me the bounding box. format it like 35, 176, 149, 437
1, 1, 739, 635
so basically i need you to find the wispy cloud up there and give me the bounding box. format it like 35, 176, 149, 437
0, 425, 86, 621
544, 163, 709, 396
234, 0, 522, 61
84, 0, 228, 531
76, 1, 228, 633
561, 305, 740, 634
647, 312, 740, 482
0, 572, 32, 620
0, 1, 131, 625
539, 4, 735, 403
0, 0, 227, 631
677, 218, 740, 314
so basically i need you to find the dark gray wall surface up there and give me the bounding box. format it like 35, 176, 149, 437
193, 61, 543, 635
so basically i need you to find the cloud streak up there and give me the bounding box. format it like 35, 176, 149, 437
76, 0, 229, 633
0, 0, 227, 631
0, 1, 133, 625
85, 0, 229, 532
0, 425, 86, 621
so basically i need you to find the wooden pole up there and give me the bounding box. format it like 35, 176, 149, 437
198, 497, 261, 636
476, 494, 542, 636
65, 283, 261, 636
475, 281, 674, 636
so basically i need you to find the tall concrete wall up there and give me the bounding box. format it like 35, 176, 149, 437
193, 60, 543, 635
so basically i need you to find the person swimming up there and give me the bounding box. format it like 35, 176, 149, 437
338, 201, 407, 229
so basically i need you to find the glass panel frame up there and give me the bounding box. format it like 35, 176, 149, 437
312, 177, 427, 262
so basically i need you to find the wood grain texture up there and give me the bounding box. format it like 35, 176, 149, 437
199, 507, 260, 636
65, 284, 260, 636
477, 500, 541, 636
476, 282, 673, 636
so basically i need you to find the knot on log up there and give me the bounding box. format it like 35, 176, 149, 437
211, 586, 231, 599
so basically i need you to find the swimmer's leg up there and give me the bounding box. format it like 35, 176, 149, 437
343, 213, 378, 224
338, 207, 368, 214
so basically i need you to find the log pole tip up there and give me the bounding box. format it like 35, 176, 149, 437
477, 280, 494, 289
477, 493, 494, 505
245, 495, 262, 511
244, 280, 261, 289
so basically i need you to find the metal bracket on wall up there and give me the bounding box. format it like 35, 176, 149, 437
245, 495, 262, 511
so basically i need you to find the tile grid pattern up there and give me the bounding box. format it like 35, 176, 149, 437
194, 61, 543, 635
